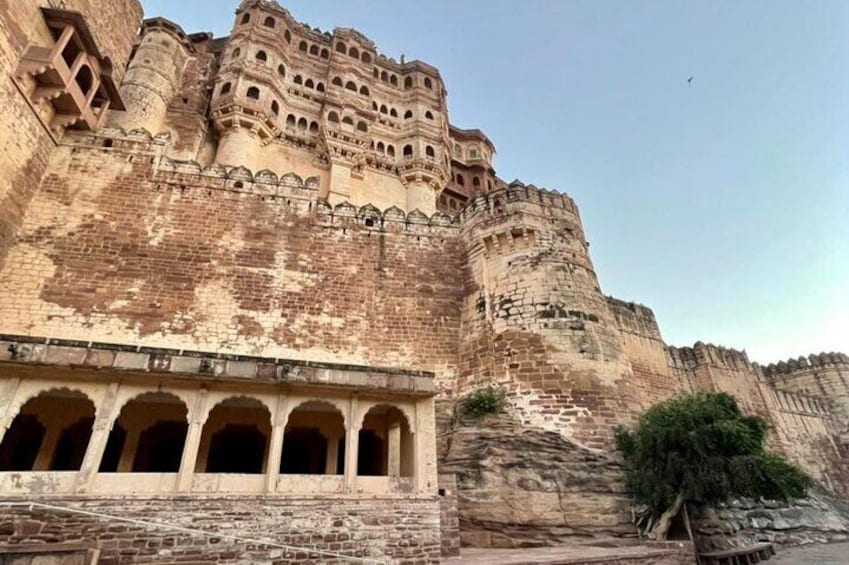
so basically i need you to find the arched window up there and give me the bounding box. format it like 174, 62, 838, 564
320, 48, 329, 59
425, 145, 435, 157
255, 50, 267, 63
349, 47, 359, 58
0, 389, 95, 472
294, 75, 303, 85
309, 121, 319, 133
403, 110, 413, 119
359, 85, 369, 96
299, 41, 308, 52
404, 76, 413, 89
362, 52, 372, 64
280, 401, 346, 476
220, 82, 231, 95
241, 13, 251, 25
286, 114, 295, 127
387, 145, 395, 157
309, 44, 319, 56
264, 16, 275, 28
232, 48, 241, 59
372, 101, 378, 111
342, 116, 354, 125
469, 147, 479, 159
277, 64, 285, 77
424, 77, 433, 89
247, 86, 260, 99
332, 76, 343, 87
373, 68, 379, 78
336, 42, 346, 53
376, 142, 385, 153
198, 397, 270, 474
305, 78, 314, 88
380, 71, 388, 82
358, 405, 414, 478
357, 121, 368, 132
327, 111, 339, 123
99, 392, 188, 473
403, 144, 413, 157
425, 111, 434, 120
344, 81, 356, 91
297, 117, 307, 131
390, 108, 397, 118
316, 82, 325, 92
473, 176, 481, 187
379, 104, 387, 114
284, 30, 291, 43
271, 100, 279, 115
390, 75, 398, 86
456, 174, 465, 186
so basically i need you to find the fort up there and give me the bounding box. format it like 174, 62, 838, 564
0, 0, 846, 563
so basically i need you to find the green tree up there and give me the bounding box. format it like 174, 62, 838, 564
615, 392, 813, 540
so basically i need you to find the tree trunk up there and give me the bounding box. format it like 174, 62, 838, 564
649, 492, 685, 541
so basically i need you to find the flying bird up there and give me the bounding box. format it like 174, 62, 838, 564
688, 76, 694, 84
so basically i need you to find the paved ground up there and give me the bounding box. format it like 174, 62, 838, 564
771, 542, 849, 564
442, 543, 683, 564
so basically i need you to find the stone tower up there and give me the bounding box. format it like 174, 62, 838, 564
110, 18, 191, 133
457, 182, 638, 448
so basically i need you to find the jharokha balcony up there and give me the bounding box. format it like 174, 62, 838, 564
14, 9, 124, 134
0, 336, 436, 499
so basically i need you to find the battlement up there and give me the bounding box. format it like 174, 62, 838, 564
667, 341, 753, 372
605, 297, 663, 341
761, 352, 849, 380
457, 181, 579, 224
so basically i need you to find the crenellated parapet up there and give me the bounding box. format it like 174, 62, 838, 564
761, 352, 849, 380
667, 342, 754, 373
314, 201, 457, 238
605, 297, 663, 342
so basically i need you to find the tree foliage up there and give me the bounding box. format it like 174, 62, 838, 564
462, 385, 506, 419
615, 392, 812, 536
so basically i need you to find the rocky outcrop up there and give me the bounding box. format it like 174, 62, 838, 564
690, 493, 849, 551
439, 412, 637, 548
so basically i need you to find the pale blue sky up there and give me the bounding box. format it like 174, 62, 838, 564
141, 0, 849, 363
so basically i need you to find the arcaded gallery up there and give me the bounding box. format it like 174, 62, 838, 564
0, 339, 436, 498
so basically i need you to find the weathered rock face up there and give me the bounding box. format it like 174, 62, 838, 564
439, 412, 637, 548
690, 494, 849, 551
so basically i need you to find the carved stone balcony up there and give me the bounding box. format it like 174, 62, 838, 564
14, 9, 124, 134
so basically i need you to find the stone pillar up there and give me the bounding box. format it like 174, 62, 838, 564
328, 160, 353, 205
344, 396, 360, 492
117, 424, 142, 472
76, 382, 121, 492
177, 387, 208, 492
265, 395, 288, 493
406, 180, 436, 215
32, 426, 62, 470
325, 434, 341, 475
415, 400, 426, 494
387, 421, 401, 477
0, 378, 21, 438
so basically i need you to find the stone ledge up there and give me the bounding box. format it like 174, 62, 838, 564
0, 334, 435, 395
